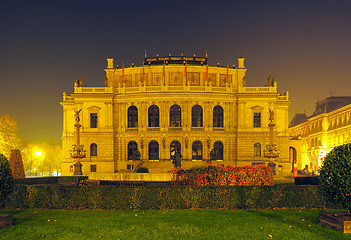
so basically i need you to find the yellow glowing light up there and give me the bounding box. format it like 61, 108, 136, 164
35, 150, 42, 157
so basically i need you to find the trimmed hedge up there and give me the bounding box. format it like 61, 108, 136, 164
0, 154, 14, 206
3, 185, 338, 210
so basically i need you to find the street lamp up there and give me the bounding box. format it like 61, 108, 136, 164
30, 149, 42, 177
35, 150, 42, 158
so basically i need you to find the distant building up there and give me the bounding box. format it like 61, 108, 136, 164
61, 54, 291, 178
289, 97, 351, 172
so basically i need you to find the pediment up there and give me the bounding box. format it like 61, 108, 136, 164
251, 105, 264, 111
87, 106, 101, 112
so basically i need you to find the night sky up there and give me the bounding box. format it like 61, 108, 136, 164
1, 1, 351, 143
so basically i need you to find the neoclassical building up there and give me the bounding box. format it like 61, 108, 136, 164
61, 54, 291, 177
289, 97, 351, 172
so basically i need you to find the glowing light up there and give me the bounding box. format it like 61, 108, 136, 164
35, 150, 42, 158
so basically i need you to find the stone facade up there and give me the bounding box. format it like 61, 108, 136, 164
289, 97, 351, 172
61, 55, 291, 177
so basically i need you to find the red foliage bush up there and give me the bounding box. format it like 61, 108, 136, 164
171, 164, 274, 186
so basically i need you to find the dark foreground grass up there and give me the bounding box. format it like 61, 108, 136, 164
0, 208, 350, 240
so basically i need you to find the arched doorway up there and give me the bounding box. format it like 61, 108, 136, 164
210, 141, 223, 160
192, 141, 203, 160
149, 140, 159, 160
170, 141, 181, 159
128, 141, 139, 160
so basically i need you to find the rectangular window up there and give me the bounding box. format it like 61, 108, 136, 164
90, 113, 98, 128
90, 165, 97, 172
70, 165, 73, 172
253, 113, 261, 128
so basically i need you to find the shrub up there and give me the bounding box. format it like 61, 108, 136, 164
4, 185, 332, 210
319, 143, 351, 211
172, 164, 273, 186
0, 154, 14, 206
135, 167, 149, 173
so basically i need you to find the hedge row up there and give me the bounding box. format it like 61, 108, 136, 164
2, 185, 338, 210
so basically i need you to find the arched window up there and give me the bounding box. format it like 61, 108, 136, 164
90, 143, 97, 156
170, 141, 181, 159
192, 141, 203, 160
254, 143, 261, 156
128, 141, 139, 160
213, 105, 223, 127
128, 106, 138, 128
170, 104, 181, 127
192, 105, 203, 127
149, 141, 159, 160
148, 105, 159, 127
210, 141, 223, 160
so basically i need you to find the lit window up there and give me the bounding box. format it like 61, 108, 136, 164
70, 165, 73, 172
90, 165, 97, 172
128, 106, 138, 128
254, 143, 261, 156
192, 105, 203, 127
254, 113, 261, 128
90, 113, 98, 128
213, 105, 223, 127
148, 105, 159, 127
90, 143, 97, 156
170, 105, 181, 127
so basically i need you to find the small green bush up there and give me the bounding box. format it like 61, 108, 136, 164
135, 167, 149, 173
319, 143, 351, 211
0, 154, 14, 206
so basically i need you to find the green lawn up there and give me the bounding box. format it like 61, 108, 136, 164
0, 208, 349, 239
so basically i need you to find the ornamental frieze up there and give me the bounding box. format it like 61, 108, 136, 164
151, 74, 162, 86
187, 72, 200, 86
169, 72, 182, 86
220, 74, 232, 87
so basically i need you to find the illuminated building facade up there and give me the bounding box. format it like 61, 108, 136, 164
61, 54, 291, 177
289, 97, 351, 172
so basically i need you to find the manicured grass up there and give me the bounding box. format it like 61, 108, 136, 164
0, 208, 350, 239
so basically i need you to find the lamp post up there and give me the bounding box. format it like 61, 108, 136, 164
29, 149, 42, 176
264, 109, 280, 175
70, 109, 86, 175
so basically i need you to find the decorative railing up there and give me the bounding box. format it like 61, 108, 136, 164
191, 127, 204, 131
169, 127, 182, 131
74, 87, 113, 94
147, 127, 160, 131
239, 86, 275, 93
126, 128, 138, 131
213, 127, 225, 131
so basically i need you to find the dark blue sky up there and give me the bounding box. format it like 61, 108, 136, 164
1, 0, 351, 142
